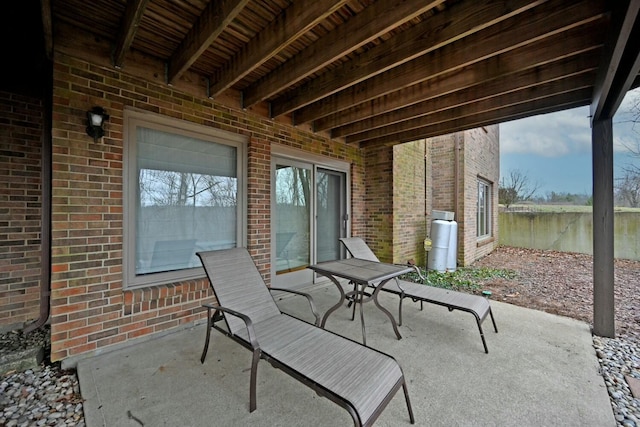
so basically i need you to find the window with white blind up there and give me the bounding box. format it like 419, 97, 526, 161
124, 110, 246, 288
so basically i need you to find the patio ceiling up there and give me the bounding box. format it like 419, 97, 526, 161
43, 0, 640, 146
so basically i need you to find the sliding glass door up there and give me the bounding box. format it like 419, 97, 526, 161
316, 168, 347, 263
272, 157, 348, 288
274, 160, 312, 285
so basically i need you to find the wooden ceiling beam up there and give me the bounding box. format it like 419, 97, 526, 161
334, 53, 599, 139
40, 0, 53, 60
167, 0, 249, 85
591, 0, 640, 122
241, 0, 445, 108
269, 0, 544, 118
295, 0, 606, 125
112, 0, 150, 68
347, 72, 595, 144
314, 22, 604, 132
208, 0, 348, 98
360, 87, 592, 148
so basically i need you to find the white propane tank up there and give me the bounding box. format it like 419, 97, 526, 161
427, 219, 452, 272
446, 220, 458, 272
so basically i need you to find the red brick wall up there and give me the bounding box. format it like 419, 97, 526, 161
461, 126, 500, 265
247, 137, 272, 280
430, 133, 459, 214
0, 91, 43, 330
362, 126, 499, 269
412, 127, 499, 268
49, 53, 363, 362
393, 140, 428, 265
362, 145, 394, 262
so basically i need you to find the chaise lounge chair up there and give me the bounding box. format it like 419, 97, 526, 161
197, 248, 415, 427
339, 237, 498, 353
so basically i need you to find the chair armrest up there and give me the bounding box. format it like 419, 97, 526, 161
269, 287, 321, 326
202, 303, 260, 350
392, 262, 427, 283
408, 264, 427, 282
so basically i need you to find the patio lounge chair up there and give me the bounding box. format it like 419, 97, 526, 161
197, 248, 415, 426
339, 237, 498, 353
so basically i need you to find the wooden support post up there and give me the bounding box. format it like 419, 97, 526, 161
592, 118, 615, 338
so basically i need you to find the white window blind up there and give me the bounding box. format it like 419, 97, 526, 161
124, 111, 246, 288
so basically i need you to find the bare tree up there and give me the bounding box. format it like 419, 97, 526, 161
499, 169, 541, 209
614, 90, 640, 206
615, 170, 640, 207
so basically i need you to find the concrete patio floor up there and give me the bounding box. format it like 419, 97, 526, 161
76, 283, 614, 426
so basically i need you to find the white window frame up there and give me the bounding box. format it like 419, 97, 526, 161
477, 178, 492, 239
123, 109, 247, 288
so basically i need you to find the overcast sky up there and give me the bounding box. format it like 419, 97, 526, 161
500, 87, 640, 196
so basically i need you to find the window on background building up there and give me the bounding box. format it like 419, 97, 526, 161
477, 178, 492, 239
124, 111, 246, 288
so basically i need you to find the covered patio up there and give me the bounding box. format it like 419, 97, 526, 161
76, 285, 613, 426
2, 0, 639, 372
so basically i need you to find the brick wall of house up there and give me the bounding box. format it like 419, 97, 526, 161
362, 145, 394, 262
0, 91, 43, 330
460, 126, 500, 266
392, 140, 429, 266
424, 127, 499, 267
364, 125, 499, 270
429, 133, 460, 214
49, 53, 363, 362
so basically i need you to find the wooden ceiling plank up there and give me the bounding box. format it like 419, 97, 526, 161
334, 53, 599, 139
270, 0, 545, 118
112, 0, 150, 68
242, 0, 446, 108
347, 72, 595, 144
360, 88, 592, 147
41, 0, 53, 60
295, 0, 606, 125
314, 22, 604, 132
209, 0, 349, 97
167, 0, 250, 84
591, 1, 640, 122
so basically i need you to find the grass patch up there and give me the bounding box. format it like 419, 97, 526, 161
401, 266, 516, 292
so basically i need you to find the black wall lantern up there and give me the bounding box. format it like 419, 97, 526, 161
86, 107, 109, 142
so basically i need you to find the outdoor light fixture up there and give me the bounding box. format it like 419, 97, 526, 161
86, 107, 109, 142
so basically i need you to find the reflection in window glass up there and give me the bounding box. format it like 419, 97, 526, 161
274, 165, 310, 274
316, 169, 344, 262
135, 127, 237, 275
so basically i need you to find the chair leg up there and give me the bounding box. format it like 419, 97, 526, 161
475, 316, 489, 354
200, 306, 213, 364
249, 349, 260, 412
403, 381, 415, 424
489, 308, 498, 333
351, 285, 357, 321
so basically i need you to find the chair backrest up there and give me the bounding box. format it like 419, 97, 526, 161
197, 248, 281, 336
339, 237, 380, 262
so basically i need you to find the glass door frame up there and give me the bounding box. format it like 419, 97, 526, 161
271, 145, 350, 288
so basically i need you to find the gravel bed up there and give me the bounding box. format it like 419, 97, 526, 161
1, 327, 84, 427
594, 335, 640, 427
